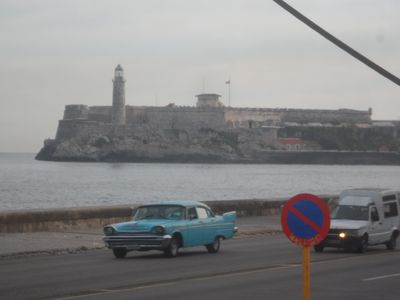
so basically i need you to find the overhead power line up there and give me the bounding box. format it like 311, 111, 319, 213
272, 0, 400, 86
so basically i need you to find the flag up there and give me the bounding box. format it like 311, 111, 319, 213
225, 80, 230, 84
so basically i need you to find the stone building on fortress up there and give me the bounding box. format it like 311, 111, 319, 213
37, 65, 400, 163
56, 65, 372, 141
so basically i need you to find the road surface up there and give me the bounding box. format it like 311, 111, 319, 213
0, 235, 399, 300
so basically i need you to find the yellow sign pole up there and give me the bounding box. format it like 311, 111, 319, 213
303, 246, 310, 300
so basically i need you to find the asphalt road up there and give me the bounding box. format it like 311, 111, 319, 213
0, 235, 399, 300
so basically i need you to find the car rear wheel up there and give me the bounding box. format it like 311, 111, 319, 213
164, 237, 179, 257
386, 232, 398, 250
206, 237, 221, 253
113, 248, 127, 259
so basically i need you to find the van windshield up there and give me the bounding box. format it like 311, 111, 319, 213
331, 205, 369, 221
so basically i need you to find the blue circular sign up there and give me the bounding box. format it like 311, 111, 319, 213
281, 193, 330, 246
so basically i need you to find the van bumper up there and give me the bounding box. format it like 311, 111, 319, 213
317, 235, 362, 249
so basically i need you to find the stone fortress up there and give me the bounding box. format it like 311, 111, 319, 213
37, 65, 400, 164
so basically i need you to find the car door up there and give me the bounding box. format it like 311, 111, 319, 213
196, 207, 216, 244
181, 206, 204, 247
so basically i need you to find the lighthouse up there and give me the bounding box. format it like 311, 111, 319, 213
112, 64, 126, 124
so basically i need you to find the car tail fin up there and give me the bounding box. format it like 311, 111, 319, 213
223, 211, 236, 222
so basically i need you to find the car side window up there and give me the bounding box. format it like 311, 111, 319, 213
187, 207, 198, 220
196, 207, 209, 219
206, 208, 215, 218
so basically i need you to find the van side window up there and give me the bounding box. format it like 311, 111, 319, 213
383, 202, 398, 218
382, 195, 396, 202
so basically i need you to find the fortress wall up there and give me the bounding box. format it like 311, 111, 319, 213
278, 125, 398, 151
61, 105, 371, 128
56, 120, 104, 140
224, 108, 282, 127
62, 105, 111, 123
87, 106, 112, 123
63, 105, 89, 120
281, 109, 371, 124
126, 106, 226, 129
223, 107, 370, 127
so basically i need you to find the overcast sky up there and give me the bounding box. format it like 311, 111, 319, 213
1, 0, 399, 152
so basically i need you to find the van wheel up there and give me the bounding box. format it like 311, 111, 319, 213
386, 233, 397, 250
356, 236, 368, 253
206, 237, 221, 253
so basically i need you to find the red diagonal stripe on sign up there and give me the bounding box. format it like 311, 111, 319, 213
288, 206, 322, 233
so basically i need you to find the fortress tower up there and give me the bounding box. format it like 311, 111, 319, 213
112, 64, 126, 124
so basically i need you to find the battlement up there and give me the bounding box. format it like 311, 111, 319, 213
63, 105, 89, 120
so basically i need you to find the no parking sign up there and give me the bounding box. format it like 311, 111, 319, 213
281, 193, 331, 300
281, 193, 330, 246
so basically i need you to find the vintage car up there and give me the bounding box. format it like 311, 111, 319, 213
103, 201, 238, 258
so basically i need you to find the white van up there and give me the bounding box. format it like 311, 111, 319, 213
314, 188, 400, 253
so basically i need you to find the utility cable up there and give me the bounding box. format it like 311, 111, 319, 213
272, 0, 400, 86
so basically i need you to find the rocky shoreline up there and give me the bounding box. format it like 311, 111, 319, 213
36, 139, 400, 165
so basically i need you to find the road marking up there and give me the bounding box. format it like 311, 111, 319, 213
56, 282, 174, 300
192, 264, 299, 282
362, 273, 400, 282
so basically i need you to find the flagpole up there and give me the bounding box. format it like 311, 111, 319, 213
226, 79, 231, 107
228, 80, 231, 107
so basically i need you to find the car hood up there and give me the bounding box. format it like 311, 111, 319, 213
330, 219, 369, 230
112, 219, 177, 233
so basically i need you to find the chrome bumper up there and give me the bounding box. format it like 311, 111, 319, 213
103, 234, 172, 250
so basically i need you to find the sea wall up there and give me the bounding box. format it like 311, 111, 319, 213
0, 196, 338, 233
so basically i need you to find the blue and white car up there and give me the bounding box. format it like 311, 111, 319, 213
103, 201, 238, 258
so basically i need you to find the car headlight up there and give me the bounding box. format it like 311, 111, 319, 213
104, 227, 114, 236
338, 230, 358, 239
152, 226, 165, 235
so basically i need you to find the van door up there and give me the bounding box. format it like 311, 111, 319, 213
368, 206, 387, 244
382, 200, 400, 238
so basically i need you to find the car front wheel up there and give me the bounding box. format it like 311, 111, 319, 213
113, 248, 127, 259
164, 237, 179, 257
206, 237, 221, 253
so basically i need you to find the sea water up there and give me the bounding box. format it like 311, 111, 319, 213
1, 153, 400, 210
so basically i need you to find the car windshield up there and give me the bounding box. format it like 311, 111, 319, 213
134, 205, 185, 220
331, 205, 369, 221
